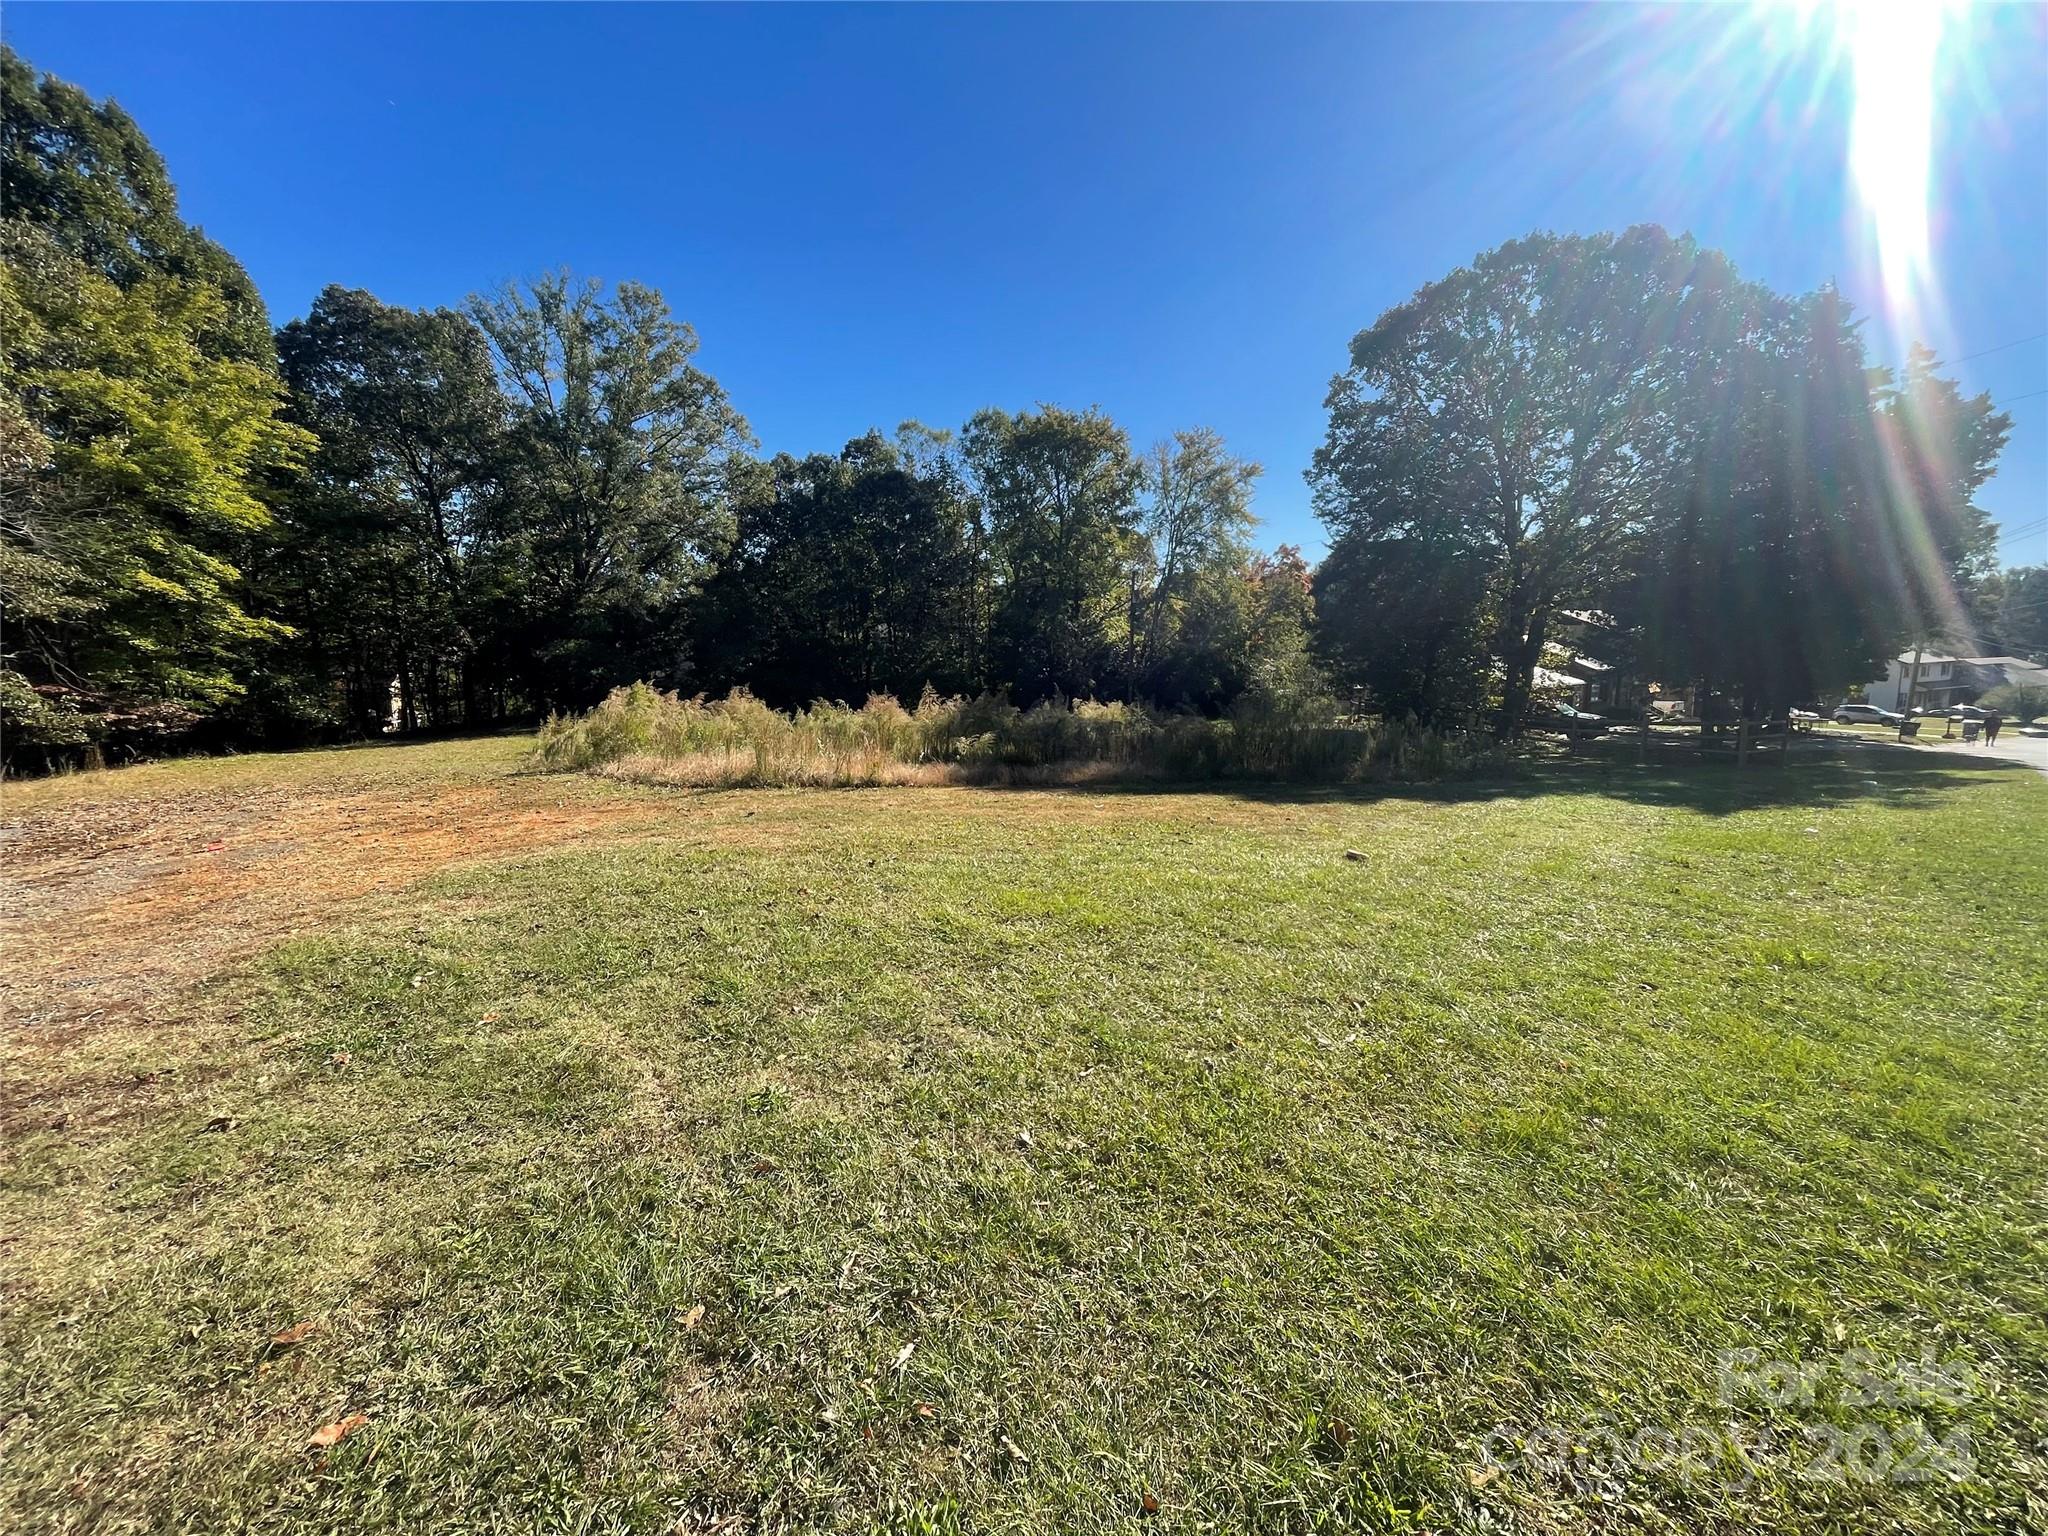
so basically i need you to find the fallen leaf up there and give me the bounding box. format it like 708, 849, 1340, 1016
1467, 1463, 1501, 1489
1329, 1417, 1355, 1447
203, 840, 226, 853
998, 1433, 1029, 1463
681, 1303, 706, 1331
271, 1320, 318, 1348
914, 1402, 936, 1418
891, 1341, 915, 1373
480, 1012, 500, 1024
308, 1412, 369, 1449
1141, 1492, 1160, 1515
410, 974, 424, 989
1014, 1129, 1034, 1150
328, 1050, 352, 1068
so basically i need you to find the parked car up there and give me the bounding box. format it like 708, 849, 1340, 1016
1832, 703, 1904, 725
1948, 704, 1992, 721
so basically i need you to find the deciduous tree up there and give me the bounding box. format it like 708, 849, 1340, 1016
268, 286, 508, 733
1, 51, 309, 765
965, 405, 1144, 703
468, 273, 750, 708
692, 432, 983, 704
1310, 227, 1751, 736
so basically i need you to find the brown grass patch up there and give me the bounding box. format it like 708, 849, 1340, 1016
0, 774, 662, 1036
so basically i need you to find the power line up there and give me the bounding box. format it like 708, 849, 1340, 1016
1952, 331, 2048, 365
1994, 387, 2048, 408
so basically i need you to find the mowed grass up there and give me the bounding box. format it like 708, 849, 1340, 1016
2, 741, 2045, 1534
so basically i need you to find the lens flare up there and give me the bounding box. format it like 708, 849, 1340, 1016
1842, 0, 1953, 328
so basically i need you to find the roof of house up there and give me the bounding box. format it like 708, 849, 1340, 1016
1895, 653, 2047, 671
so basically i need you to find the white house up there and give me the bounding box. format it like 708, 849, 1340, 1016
1864, 653, 2048, 713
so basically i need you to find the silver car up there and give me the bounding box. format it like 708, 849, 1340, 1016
1833, 703, 1905, 725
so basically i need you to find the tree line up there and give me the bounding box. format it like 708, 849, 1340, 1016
1, 51, 2033, 771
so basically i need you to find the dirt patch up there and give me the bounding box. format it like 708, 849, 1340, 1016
0, 775, 663, 1034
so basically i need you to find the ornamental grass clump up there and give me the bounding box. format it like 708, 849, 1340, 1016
535, 685, 1494, 786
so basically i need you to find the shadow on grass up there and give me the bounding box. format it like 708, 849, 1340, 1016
1067, 736, 2040, 818
555, 732, 2040, 819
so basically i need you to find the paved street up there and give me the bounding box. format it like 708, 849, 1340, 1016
1929, 729, 2048, 776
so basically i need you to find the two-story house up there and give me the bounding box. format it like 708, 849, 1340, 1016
1863, 653, 2048, 713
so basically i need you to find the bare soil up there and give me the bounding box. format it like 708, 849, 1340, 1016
0, 768, 660, 1035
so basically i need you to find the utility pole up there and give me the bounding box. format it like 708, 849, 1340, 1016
1900, 646, 1923, 738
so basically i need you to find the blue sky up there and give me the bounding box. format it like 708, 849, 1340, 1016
7, 2, 2045, 566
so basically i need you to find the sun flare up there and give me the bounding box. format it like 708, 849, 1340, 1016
1843, 0, 1953, 321
1770, 0, 1965, 334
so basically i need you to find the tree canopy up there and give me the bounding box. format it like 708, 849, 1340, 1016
1, 51, 310, 764
267, 285, 507, 734
468, 273, 752, 710
1312, 228, 2011, 729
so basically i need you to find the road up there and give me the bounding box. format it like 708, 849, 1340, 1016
1934, 729, 2048, 776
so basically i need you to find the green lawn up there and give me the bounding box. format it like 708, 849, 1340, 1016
3, 739, 2044, 1534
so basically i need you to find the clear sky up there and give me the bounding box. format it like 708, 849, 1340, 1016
6, 2, 2045, 566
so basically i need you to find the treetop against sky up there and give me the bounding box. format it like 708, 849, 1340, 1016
5, 0, 2043, 565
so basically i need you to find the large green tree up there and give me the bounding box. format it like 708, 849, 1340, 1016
1313, 529, 1492, 724
268, 286, 508, 734
1867, 343, 2011, 653
1310, 227, 1754, 736
468, 273, 750, 708
1624, 307, 2010, 715
1992, 565, 2048, 663
693, 431, 984, 704
964, 405, 1144, 703
0, 48, 269, 364
0, 50, 308, 765
1131, 428, 1260, 700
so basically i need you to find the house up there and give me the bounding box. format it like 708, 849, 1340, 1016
1538, 610, 1636, 713
1863, 653, 2048, 714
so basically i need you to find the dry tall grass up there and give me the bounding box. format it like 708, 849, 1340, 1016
534, 684, 1493, 787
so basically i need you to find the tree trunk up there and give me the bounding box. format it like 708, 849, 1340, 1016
1495, 608, 1548, 740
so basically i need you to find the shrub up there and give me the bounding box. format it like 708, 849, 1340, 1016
1978, 680, 2048, 724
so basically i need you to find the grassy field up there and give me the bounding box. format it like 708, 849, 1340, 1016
2, 735, 2044, 1534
